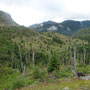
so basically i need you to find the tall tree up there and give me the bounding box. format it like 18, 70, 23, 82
18, 44, 23, 71
32, 48, 35, 66
83, 48, 86, 65
73, 47, 77, 76
48, 51, 59, 72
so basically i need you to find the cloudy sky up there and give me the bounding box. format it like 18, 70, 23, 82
0, 0, 90, 26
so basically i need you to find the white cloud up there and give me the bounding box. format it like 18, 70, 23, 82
0, 0, 90, 26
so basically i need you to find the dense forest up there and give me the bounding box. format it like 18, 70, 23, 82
0, 25, 90, 90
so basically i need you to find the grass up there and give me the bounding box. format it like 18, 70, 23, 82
19, 78, 90, 90
0, 66, 90, 90
0, 69, 35, 90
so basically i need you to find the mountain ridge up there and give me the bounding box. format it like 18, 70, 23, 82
29, 20, 90, 36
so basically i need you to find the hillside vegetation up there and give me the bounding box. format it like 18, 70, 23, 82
73, 28, 90, 41
0, 26, 90, 90
0, 26, 88, 65
0, 10, 90, 90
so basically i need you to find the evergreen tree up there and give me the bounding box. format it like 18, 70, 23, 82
48, 51, 59, 72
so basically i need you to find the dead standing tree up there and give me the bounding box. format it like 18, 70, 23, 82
72, 47, 77, 76
28, 49, 31, 65
11, 49, 14, 69
70, 47, 73, 66
18, 44, 23, 71
32, 48, 35, 66
83, 48, 86, 65
23, 65, 26, 76
58, 51, 61, 65
24, 42, 28, 66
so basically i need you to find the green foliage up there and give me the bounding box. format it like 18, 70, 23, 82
35, 51, 48, 64
73, 28, 90, 41
24, 79, 90, 90
59, 66, 73, 77
32, 66, 40, 79
0, 26, 87, 68
0, 68, 35, 90
76, 65, 90, 74
0, 25, 90, 89
53, 37, 64, 44
48, 51, 59, 72
32, 66, 48, 80
0, 70, 21, 90
0, 67, 14, 77
11, 77, 27, 89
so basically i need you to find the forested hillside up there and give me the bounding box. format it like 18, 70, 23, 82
0, 10, 90, 90
0, 26, 87, 65
0, 26, 90, 90
73, 28, 90, 41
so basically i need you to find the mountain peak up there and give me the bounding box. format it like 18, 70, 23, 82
0, 10, 19, 26
42, 20, 57, 24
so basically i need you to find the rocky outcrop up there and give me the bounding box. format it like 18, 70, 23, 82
0, 10, 19, 27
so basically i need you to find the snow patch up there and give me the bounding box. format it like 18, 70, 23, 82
40, 24, 43, 26
59, 25, 64, 28
47, 26, 57, 31
67, 27, 71, 31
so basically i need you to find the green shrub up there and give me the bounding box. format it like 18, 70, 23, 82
11, 77, 27, 89
39, 69, 48, 81
52, 70, 60, 78
32, 66, 40, 79
32, 66, 48, 80
59, 66, 73, 78
48, 51, 59, 72
77, 65, 90, 74
0, 67, 14, 78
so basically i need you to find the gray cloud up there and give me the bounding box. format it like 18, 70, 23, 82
0, 0, 90, 26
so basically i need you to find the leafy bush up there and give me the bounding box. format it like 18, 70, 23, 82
32, 66, 40, 79
0, 67, 14, 77
52, 70, 60, 78
59, 66, 73, 78
32, 66, 48, 80
12, 77, 26, 89
77, 65, 90, 74
48, 51, 59, 72
53, 37, 64, 44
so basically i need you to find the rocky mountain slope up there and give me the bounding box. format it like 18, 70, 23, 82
0, 10, 19, 26
29, 20, 90, 36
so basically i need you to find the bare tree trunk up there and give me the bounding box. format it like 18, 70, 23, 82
73, 47, 77, 76
24, 41, 28, 66
70, 47, 73, 66
32, 48, 35, 66
15, 63, 17, 72
65, 52, 67, 65
11, 47, 14, 69
28, 50, 30, 65
11, 53, 14, 69
18, 45, 23, 71
83, 48, 86, 65
86, 53, 90, 65
23, 65, 26, 76
25, 53, 28, 66
58, 51, 61, 65
48, 52, 50, 62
